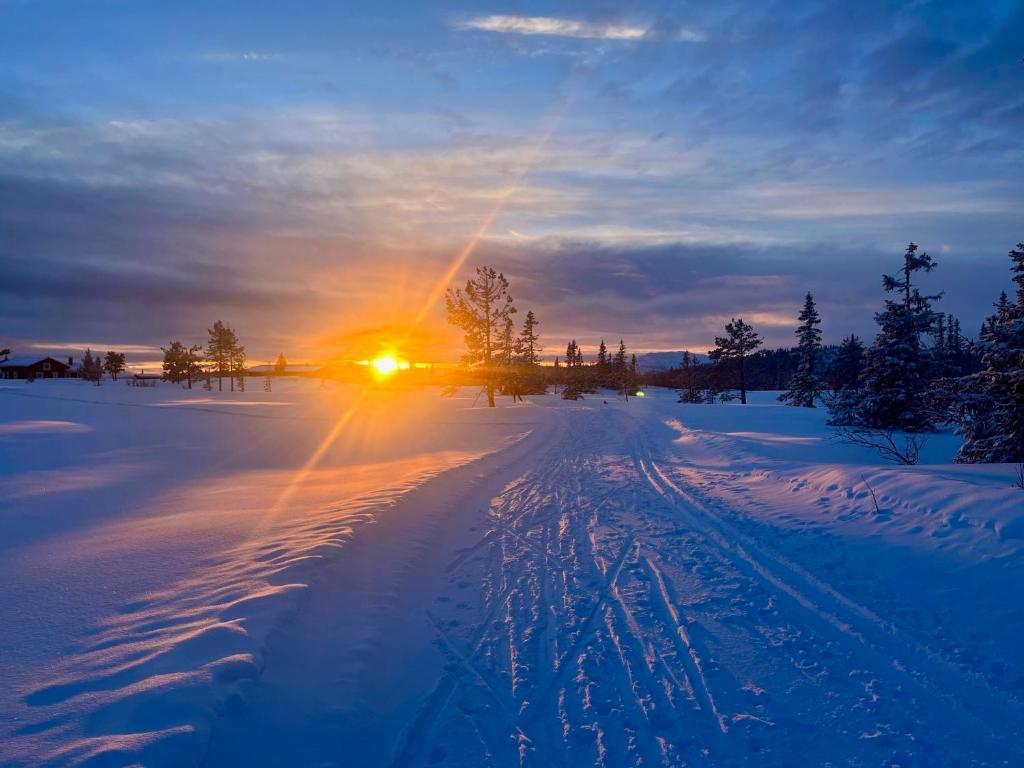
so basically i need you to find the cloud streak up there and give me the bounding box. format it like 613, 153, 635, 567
456, 15, 704, 42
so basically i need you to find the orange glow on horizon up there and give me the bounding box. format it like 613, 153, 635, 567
263, 72, 586, 529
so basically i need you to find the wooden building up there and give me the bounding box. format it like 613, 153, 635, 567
0, 355, 73, 380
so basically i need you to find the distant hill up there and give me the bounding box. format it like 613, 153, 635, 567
635, 351, 708, 373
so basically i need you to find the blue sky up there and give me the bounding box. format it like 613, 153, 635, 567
1, 0, 1022, 362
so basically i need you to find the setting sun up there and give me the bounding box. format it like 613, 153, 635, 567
371, 355, 402, 376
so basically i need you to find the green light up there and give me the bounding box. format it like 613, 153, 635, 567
635, 391, 645, 397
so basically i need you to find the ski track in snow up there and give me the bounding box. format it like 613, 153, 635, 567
384, 405, 1023, 768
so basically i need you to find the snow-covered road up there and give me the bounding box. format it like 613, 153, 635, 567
2, 382, 1022, 766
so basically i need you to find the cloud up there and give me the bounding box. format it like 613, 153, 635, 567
199, 51, 285, 63
456, 15, 704, 42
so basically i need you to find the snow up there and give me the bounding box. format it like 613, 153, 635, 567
1, 381, 1022, 766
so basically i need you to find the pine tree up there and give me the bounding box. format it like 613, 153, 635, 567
162, 341, 187, 384
185, 345, 203, 389
498, 316, 516, 367
103, 351, 127, 381
708, 318, 762, 404
206, 320, 241, 392
445, 266, 515, 408
229, 330, 245, 392
779, 292, 823, 407
851, 243, 940, 430
948, 243, 1024, 462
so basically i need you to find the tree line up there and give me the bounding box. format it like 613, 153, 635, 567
445, 267, 644, 406
447, 239, 1023, 466
160, 320, 286, 392
77, 349, 127, 384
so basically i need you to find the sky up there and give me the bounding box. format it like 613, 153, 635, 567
1, 0, 1022, 365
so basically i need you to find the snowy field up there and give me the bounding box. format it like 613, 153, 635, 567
1, 379, 1022, 767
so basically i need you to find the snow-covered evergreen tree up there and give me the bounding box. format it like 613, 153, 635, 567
779, 292, 823, 407
830, 335, 864, 391
824, 335, 865, 423
949, 243, 1024, 462
838, 243, 940, 430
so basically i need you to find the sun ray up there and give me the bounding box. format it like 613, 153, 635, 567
262, 72, 588, 527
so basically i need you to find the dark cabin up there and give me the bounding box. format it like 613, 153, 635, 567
0, 355, 72, 380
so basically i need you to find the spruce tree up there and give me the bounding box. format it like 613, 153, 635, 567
562, 340, 584, 399
708, 318, 762, 404
80, 348, 103, 384
779, 292, 823, 407
846, 243, 940, 430
596, 339, 609, 386
566, 340, 578, 368
677, 351, 701, 403
949, 243, 1024, 462
517, 310, 541, 365
830, 335, 864, 391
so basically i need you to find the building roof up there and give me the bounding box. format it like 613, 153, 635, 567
0, 355, 67, 368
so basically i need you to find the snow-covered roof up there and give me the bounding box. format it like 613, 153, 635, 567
0, 355, 66, 367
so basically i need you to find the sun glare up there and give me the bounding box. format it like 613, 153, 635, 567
371, 355, 400, 376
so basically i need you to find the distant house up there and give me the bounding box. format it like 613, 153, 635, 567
0, 355, 73, 380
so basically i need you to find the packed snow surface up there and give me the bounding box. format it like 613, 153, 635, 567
1, 380, 1021, 767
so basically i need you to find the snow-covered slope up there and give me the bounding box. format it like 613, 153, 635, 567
1, 382, 1021, 766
